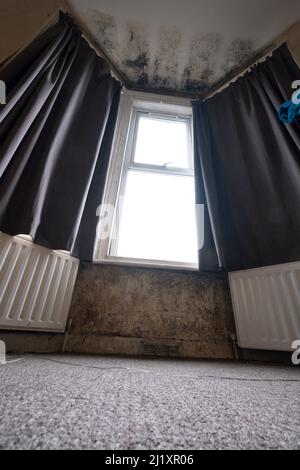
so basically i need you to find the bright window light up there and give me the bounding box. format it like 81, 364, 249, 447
110, 111, 198, 266
116, 171, 198, 264
134, 116, 190, 168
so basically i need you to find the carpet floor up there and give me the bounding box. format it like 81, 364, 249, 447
0, 354, 299, 450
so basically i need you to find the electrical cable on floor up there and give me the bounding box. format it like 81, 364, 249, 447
8, 354, 299, 383
2, 357, 23, 364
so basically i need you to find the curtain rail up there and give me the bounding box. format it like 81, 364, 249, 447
0, 7, 125, 86
67, 10, 125, 86
198, 43, 284, 103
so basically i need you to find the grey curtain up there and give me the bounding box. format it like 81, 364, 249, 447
193, 44, 300, 272
0, 12, 121, 261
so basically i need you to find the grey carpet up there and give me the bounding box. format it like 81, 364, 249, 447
0, 355, 299, 450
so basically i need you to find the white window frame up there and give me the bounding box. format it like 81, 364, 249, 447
94, 89, 198, 271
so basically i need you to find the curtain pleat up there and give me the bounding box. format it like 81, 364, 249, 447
0, 12, 121, 261
193, 44, 300, 271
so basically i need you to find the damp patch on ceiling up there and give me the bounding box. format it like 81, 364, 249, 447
80, 8, 261, 96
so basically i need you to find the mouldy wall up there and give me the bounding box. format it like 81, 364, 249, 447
1, 264, 235, 359
64, 264, 235, 358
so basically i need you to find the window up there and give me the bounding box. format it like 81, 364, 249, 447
95, 91, 199, 269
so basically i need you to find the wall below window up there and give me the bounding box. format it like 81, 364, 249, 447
65, 264, 235, 358
1, 264, 236, 359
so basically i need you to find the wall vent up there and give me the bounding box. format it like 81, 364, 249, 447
140, 341, 180, 357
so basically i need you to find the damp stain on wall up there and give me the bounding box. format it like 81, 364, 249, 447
81, 9, 259, 96
122, 21, 151, 86
152, 25, 182, 90
82, 9, 118, 56
65, 263, 235, 359
223, 38, 256, 74
181, 32, 222, 94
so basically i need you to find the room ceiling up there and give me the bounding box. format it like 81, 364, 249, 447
68, 0, 300, 96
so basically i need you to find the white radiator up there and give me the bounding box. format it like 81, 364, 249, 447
229, 262, 300, 351
0, 233, 79, 333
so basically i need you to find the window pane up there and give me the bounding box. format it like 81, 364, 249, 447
115, 171, 198, 264
133, 116, 190, 168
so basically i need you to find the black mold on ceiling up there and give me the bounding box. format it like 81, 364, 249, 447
82, 9, 260, 97
182, 33, 222, 94
122, 22, 151, 87
152, 25, 182, 91
91, 11, 117, 53
224, 38, 256, 74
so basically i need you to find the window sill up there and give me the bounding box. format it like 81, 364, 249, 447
93, 256, 199, 273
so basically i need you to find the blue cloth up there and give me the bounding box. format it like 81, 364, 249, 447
278, 100, 300, 124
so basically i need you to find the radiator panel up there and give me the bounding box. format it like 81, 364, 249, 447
0, 233, 79, 332
229, 262, 300, 351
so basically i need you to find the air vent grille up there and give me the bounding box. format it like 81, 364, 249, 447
141, 341, 180, 357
